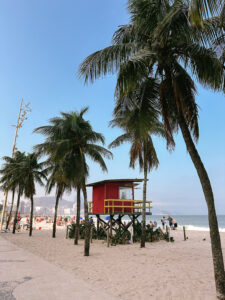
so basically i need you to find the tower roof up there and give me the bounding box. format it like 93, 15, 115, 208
86, 178, 145, 187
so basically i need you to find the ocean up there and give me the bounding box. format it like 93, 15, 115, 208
146, 215, 225, 232
99, 215, 225, 232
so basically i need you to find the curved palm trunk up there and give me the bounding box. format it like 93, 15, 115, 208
82, 185, 90, 256
29, 195, 34, 237
13, 192, 21, 234
141, 146, 147, 248
6, 189, 15, 230
53, 193, 60, 238
178, 113, 225, 299
74, 187, 81, 245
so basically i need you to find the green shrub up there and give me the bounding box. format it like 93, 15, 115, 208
68, 223, 106, 240
67, 221, 173, 244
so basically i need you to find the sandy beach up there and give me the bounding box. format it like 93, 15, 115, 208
2, 228, 225, 300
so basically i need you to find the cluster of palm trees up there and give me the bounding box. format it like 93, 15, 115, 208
79, 0, 225, 298
0, 108, 112, 256
0, 152, 47, 236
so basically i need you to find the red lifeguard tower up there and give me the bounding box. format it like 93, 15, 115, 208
87, 179, 152, 235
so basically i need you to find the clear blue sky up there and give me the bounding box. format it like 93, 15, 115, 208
0, 0, 224, 214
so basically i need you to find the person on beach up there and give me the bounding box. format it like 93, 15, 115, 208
168, 216, 173, 228
154, 221, 157, 228
172, 218, 178, 230
150, 221, 154, 228
161, 216, 166, 229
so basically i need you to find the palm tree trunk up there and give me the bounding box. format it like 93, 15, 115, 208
141, 145, 147, 248
74, 187, 81, 245
82, 185, 90, 256
29, 195, 34, 237
53, 193, 60, 238
6, 189, 15, 230
178, 113, 225, 299
12, 192, 20, 234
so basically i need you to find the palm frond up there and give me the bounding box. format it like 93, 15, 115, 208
189, 0, 221, 27
108, 133, 132, 148
79, 43, 139, 83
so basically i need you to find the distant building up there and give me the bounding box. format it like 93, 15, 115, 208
30, 196, 76, 216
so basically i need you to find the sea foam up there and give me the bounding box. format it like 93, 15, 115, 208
178, 225, 225, 232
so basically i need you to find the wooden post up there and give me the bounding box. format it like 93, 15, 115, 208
90, 226, 93, 243
110, 215, 113, 238
97, 217, 100, 240
168, 227, 170, 242
118, 215, 121, 231
183, 226, 186, 241
66, 226, 68, 239
107, 229, 110, 247
130, 225, 133, 244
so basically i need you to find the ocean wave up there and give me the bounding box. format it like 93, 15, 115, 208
177, 225, 225, 232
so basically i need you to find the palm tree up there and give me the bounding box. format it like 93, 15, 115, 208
34, 108, 112, 255
109, 79, 165, 247
45, 158, 72, 238
0, 151, 26, 234
5, 190, 15, 230
17, 153, 47, 236
0, 156, 17, 230
79, 0, 225, 296
74, 186, 81, 245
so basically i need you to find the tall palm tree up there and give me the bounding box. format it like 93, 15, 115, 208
0, 156, 17, 230
45, 158, 72, 238
5, 189, 15, 230
17, 153, 47, 236
79, 0, 225, 296
74, 186, 81, 245
109, 79, 165, 247
0, 151, 26, 234
34, 108, 112, 256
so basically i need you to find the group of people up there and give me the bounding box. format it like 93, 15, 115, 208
149, 221, 157, 228
161, 216, 178, 230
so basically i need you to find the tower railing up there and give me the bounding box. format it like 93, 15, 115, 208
88, 199, 152, 214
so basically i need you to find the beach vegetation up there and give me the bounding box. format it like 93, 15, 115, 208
79, 0, 225, 296
0, 151, 26, 234
109, 80, 165, 248
68, 222, 169, 245
0, 155, 18, 230
16, 153, 47, 236
45, 158, 72, 238
34, 108, 112, 256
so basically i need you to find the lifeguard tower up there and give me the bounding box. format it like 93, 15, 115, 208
87, 179, 152, 236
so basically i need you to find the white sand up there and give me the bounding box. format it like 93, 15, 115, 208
2, 229, 225, 300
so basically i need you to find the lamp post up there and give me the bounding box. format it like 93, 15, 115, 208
0, 99, 31, 230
